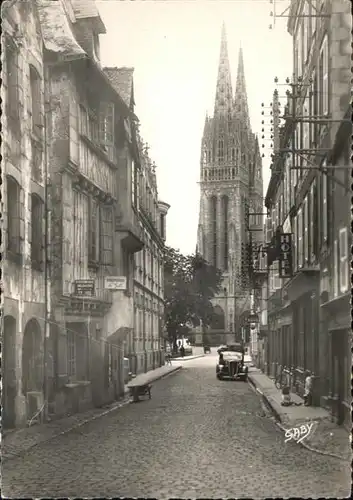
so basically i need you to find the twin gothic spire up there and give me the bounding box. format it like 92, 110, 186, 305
213, 23, 250, 130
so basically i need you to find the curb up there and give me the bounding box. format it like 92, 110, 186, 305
3, 366, 183, 462
172, 355, 205, 361
248, 375, 349, 461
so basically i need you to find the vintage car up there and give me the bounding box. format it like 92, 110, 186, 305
216, 344, 248, 381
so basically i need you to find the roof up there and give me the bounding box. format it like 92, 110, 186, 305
37, 0, 86, 60
103, 67, 135, 108
70, 0, 106, 33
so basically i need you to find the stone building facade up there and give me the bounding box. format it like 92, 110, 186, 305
197, 24, 264, 345
40, 0, 144, 418
2, 0, 47, 428
264, 0, 351, 428
104, 67, 170, 376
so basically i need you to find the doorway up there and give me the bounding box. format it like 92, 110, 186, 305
3, 316, 17, 428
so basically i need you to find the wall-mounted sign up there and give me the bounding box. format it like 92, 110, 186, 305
104, 276, 127, 290
278, 233, 293, 278
74, 279, 95, 297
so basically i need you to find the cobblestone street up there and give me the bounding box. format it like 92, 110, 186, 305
3, 356, 350, 499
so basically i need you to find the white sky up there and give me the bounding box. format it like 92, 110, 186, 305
97, 0, 293, 255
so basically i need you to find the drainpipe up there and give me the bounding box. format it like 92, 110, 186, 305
43, 64, 51, 422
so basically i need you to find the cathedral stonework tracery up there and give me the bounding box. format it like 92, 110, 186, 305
197, 23, 264, 341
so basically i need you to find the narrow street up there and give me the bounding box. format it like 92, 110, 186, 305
3, 354, 349, 499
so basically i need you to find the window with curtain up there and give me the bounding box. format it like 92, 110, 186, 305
303, 197, 309, 264
298, 207, 303, 268
322, 170, 328, 243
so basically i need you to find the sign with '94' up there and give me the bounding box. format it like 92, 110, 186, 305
284, 422, 315, 444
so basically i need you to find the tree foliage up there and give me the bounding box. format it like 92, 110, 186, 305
163, 246, 223, 347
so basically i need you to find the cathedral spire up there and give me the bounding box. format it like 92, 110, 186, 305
235, 46, 250, 130
214, 22, 233, 117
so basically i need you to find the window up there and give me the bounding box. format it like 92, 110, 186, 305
89, 198, 100, 264
132, 160, 138, 208
99, 102, 114, 146
302, 93, 309, 152
7, 176, 22, 255
88, 110, 98, 143
309, 72, 316, 146
339, 227, 348, 293
218, 140, 224, 163
319, 36, 329, 116
31, 194, 44, 268
298, 207, 303, 268
79, 105, 88, 136
333, 239, 338, 298
100, 206, 113, 265
67, 330, 76, 377
29, 65, 42, 136
5, 38, 20, 125
160, 213, 165, 239
322, 170, 328, 243
303, 197, 309, 264
211, 196, 217, 267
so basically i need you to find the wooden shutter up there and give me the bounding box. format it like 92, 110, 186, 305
101, 206, 113, 266
28, 193, 32, 246
333, 239, 338, 298
19, 186, 25, 252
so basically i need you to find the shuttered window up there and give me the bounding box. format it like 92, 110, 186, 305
100, 206, 113, 265
339, 227, 348, 293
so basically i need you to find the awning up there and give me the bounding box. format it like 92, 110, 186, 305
37, 0, 87, 61
283, 267, 320, 302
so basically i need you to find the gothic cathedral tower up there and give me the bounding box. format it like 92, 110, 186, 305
197, 24, 263, 344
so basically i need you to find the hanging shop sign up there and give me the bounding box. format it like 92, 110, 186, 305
278, 233, 293, 278
104, 276, 127, 290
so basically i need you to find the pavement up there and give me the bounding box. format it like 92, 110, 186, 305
172, 354, 205, 361
248, 368, 352, 461
2, 354, 350, 499
2, 363, 182, 461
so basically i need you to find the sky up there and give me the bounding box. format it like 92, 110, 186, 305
97, 0, 293, 255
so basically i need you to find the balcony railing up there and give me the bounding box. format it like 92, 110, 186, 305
202, 166, 238, 182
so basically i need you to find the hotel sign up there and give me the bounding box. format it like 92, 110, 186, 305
278, 233, 293, 278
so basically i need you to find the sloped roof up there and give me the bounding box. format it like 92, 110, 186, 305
103, 67, 134, 108
70, 0, 106, 33
36, 0, 86, 60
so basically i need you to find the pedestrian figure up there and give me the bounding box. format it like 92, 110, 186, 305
304, 370, 313, 406
165, 353, 172, 365
180, 345, 185, 358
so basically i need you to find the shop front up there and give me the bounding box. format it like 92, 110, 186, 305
320, 292, 351, 429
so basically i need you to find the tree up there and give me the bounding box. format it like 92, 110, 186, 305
163, 246, 223, 350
